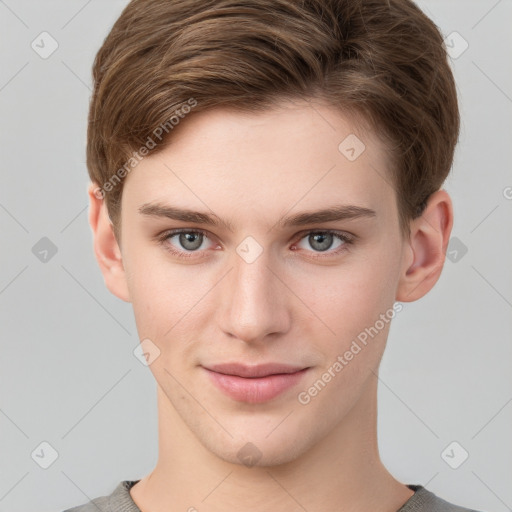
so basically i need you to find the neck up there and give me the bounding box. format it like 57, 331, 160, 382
130, 376, 413, 512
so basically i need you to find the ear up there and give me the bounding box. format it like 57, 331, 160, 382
395, 189, 454, 302
88, 182, 131, 302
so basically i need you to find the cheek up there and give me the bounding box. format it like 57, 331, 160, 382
298, 251, 399, 345
293, 256, 400, 413
126, 249, 215, 343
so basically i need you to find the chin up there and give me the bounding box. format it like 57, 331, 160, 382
196, 423, 317, 469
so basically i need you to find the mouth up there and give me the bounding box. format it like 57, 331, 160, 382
202, 363, 310, 403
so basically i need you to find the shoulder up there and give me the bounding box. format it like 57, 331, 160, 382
401, 485, 488, 512
61, 480, 140, 512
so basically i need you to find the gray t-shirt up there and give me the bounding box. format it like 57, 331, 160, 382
62, 481, 486, 512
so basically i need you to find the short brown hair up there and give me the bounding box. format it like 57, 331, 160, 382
87, 0, 459, 240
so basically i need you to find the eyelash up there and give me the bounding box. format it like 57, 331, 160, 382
157, 228, 355, 260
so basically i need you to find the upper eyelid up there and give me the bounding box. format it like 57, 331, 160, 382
293, 228, 355, 240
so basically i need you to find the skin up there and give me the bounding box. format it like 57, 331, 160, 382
88, 98, 453, 512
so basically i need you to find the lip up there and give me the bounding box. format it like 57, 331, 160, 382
203, 363, 310, 403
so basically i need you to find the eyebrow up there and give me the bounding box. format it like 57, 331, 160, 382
138, 202, 376, 232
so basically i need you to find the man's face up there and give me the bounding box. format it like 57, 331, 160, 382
118, 99, 408, 466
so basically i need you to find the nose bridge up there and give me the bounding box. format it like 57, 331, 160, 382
219, 240, 289, 343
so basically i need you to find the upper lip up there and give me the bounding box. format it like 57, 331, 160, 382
204, 363, 308, 378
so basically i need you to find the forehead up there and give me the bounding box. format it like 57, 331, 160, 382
122, 99, 396, 230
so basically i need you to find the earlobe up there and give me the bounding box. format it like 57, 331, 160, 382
87, 183, 131, 302
395, 189, 454, 302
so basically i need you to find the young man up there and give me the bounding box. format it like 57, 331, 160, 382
65, 0, 484, 511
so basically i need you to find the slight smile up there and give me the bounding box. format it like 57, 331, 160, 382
202, 363, 311, 404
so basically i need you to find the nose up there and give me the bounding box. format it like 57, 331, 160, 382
218, 245, 291, 344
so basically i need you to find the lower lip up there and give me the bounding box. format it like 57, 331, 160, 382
204, 368, 309, 404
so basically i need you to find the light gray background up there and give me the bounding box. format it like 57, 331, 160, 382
0, 1, 511, 511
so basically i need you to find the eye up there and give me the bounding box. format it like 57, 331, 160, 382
157, 228, 354, 260
292, 230, 353, 257
158, 229, 216, 259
